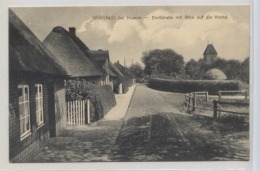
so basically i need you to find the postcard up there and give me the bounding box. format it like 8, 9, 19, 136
4, 4, 254, 171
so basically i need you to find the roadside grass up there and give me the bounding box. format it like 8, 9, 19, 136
110, 112, 249, 161
173, 114, 249, 161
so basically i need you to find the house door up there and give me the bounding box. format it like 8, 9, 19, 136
47, 83, 56, 137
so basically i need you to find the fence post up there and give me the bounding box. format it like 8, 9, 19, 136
206, 91, 208, 101
213, 100, 218, 118
70, 101, 72, 125
218, 91, 221, 100
87, 99, 90, 124
193, 92, 196, 112
188, 93, 191, 110
67, 101, 70, 126
184, 95, 187, 107
83, 100, 85, 124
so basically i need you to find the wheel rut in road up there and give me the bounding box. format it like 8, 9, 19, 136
108, 85, 193, 161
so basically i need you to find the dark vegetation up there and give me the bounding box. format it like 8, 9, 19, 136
148, 78, 242, 95
142, 49, 186, 79
140, 48, 249, 86
113, 62, 134, 93
191, 114, 249, 133
65, 79, 116, 122
185, 58, 249, 82
128, 63, 145, 83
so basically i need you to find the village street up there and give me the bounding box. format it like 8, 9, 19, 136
29, 84, 249, 162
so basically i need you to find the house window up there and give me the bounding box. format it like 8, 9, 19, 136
35, 84, 44, 126
18, 85, 31, 139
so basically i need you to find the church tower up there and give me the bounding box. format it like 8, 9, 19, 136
203, 44, 218, 64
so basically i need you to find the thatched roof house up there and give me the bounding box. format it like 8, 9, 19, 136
9, 9, 67, 162
9, 10, 66, 76
88, 50, 116, 77
114, 61, 133, 78
109, 62, 124, 79
204, 68, 227, 80
43, 26, 103, 78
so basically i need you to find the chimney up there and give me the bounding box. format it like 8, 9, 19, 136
117, 60, 119, 64
69, 27, 76, 36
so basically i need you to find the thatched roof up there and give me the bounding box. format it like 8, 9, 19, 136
43, 26, 104, 77
89, 50, 110, 61
9, 9, 66, 76
88, 50, 116, 77
204, 68, 227, 80
114, 62, 133, 78
108, 62, 124, 78
203, 44, 217, 55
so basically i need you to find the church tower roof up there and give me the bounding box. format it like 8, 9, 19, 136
203, 44, 217, 55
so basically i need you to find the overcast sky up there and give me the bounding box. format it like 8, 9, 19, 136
12, 6, 249, 66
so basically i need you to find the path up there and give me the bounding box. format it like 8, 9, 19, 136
28, 85, 136, 162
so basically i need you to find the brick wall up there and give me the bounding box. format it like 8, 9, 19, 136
9, 72, 54, 162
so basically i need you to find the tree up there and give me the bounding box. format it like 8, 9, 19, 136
211, 58, 242, 80
128, 63, 144, 79
144, 65, 152, 76
226, 60, 242, 80
185, 59, 200, 79
241, 57, 249, 83
142, 49, 185, 77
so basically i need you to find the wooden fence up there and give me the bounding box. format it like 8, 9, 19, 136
184, 91, 249, 118
185, 91, 208, 111
218, 90, 248, 100
67, 99, 90, 126
213, 100, 249, 118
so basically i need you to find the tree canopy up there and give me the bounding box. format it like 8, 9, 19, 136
142, 49, 185, 77
128, 63, 144, 78
184, 57, 249, 82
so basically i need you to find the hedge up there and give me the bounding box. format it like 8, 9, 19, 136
93, 85, 116, 120
122, 78, 133, 93
148, 78, 242, 95
112, 78, 133, 94
65, 79, 116, 122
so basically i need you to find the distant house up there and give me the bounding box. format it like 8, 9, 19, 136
107, 61, 125, 93
9, 10, 67, 162
43, 26, 104, 84
114, 61, 134, 79
88, 49, 116, 86
203, 44, 218, 64
114, 61, 135, 93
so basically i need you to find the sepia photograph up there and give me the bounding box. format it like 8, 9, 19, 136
8, 6, 250, 164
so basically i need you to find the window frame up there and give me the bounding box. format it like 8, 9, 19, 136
35, 84, 44, 127
18, 84, 31, 140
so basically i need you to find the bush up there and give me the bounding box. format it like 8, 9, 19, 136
112, 78, 133, 94
148, 78, 242, 95
65, 79, 116, 122
93, 85, 116, 120
122, 78, 133, 93
214, 114, 248, 132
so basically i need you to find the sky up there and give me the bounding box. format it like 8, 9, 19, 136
11, 6, 250, 66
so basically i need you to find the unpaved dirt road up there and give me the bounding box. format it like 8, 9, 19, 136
109, 85, 249, 161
